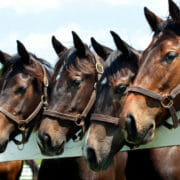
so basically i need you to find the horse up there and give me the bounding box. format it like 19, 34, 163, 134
38, 32, 126, 180
0, 41, 51, 153
0, 160, 38, 180
38, 31, 105, 156
121, 0, 180, 146
83, 24, 180, 180
0, 51, 42, 180
0, 161, 23, 180
83, 31, 141, 172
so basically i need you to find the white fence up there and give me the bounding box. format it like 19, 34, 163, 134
0, 112, 180, 162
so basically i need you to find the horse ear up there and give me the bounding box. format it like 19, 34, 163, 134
91, 37, 113, 60
17, 40, 31, 64
52, 36, 66, 56
110, 31, 130, 56
169, 0, 180, 22
144, 7, 163, 32
0, 51, 11, 65
72, 31, 86, 56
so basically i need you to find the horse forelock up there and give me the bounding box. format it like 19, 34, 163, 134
101, 50, 138, 86
2, 53, 51, 87
53, 47, 96, 82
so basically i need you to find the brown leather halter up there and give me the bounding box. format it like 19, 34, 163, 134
0, 56, 49, 149
127, 85, 180, 129
43, 53, 104, 141
90, 113, 121, 126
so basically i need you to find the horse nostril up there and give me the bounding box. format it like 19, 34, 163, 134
125, 113, 137, 138
86, 147, 98, 165
39, 132, 52, 147
149, 123, 154, 131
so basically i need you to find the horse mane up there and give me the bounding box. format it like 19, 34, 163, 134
1, 53, 52, 83
30, 53, 52, 69
101, 50, 138, 82
155, 17, 180, 36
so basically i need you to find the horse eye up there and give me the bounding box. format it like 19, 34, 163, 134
72, 79, 82, 88
115, 84, 128, 95
163, 51, 178, 63
15, 86, 27, 94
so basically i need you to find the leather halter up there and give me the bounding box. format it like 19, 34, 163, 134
128, 85, 180, 129
0, 57, 49, 148
90, 113, 121, 126
43, 53, 104, 141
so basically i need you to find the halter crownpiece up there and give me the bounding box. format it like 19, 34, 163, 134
128, 85, 180, 129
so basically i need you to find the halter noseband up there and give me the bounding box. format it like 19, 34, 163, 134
43, 53, 104, 141
90, 113, 122, 126
127, 85, 180, 129
0, 57, 49, 149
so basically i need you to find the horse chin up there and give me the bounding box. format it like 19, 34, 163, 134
87, 156, 114, 172
0, 140, 8, 153
125, 126, 155, 146
37, 138, 65, 156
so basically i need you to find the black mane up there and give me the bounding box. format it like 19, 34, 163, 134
1, 53, 52, 79
101, 50, 138, 81
53, 46, 96, 80
156, 17, 180, 35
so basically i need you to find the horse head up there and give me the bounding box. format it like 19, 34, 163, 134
0, 41, 51, 152
83, 31, 140, 171
38, 32, 104, 155
122, 0, 180, 145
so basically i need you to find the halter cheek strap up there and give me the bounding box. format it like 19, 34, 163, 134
128, 85, 180, 129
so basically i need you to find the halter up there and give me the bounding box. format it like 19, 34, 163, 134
90, 83, 125, 126
90, 113, 121, 126
0, 57, 49, 149
127, 85, 180, 129
43, 53, 104, 141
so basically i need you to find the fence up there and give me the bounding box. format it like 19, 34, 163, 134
0, 112, 180, 162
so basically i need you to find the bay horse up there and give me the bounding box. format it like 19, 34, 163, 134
0, 160, 39, 180
0, 41, 51, 153
38, 32, 126, 180
0, 161, 23, 180
122, 0, 180, 146
121, 1, 180, 179
0, 51, 41, 180
83, 26, 180, 179
38, 31, 105, 155
83, 31, 141, 171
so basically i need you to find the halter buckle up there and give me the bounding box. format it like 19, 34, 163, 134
161, 94, 173, 108
96, 63, 104, 74
44, 77, 49, 87
18, 120, 26, 131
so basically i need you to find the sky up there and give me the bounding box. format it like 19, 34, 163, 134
0, 0, 179, 65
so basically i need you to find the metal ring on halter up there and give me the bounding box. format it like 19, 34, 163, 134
74, 115, 84, 127
96, 63, 104, 74
42, 95, 48, 109
17, 143, 24, 151
161, 95, 173, 108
